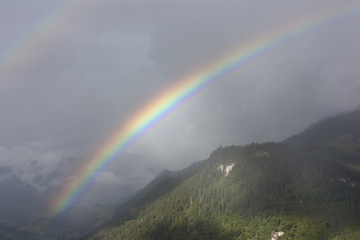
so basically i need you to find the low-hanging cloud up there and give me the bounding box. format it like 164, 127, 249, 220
0, 0, 359, 205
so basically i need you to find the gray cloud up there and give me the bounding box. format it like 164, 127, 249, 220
1, 0, 360, 205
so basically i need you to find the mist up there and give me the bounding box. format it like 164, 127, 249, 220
0, 0, 360, 206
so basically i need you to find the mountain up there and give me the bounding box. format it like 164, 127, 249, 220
111, 161, 202, 225
85, 109, 360, 240
0, 226, 37, 240
0, 167, 44, 227
285, 108, 360, 148
25, 200, 126, 240
0, 153, 161, 240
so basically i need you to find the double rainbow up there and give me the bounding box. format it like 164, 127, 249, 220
49, 2, 360, 217
1, 1, 359, 218
0, 0, 91, 91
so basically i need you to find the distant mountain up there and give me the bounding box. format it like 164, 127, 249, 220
25, 200, 126, 240
80, 153, 161, 206
0, 167, 43, 227
0, 153, 161, 239
0, 225, 37, 240
86, 109, 360, 240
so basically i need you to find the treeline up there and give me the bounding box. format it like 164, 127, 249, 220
89, 142, 360, 240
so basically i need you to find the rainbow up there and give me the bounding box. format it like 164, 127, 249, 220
2, 1, 360, 222
46, 2, 360, 217
0, 0, 92, 92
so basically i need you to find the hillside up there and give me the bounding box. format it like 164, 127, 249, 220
86, 109, 360, 240
285, 108, 360, 147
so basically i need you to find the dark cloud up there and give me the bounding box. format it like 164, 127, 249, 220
0, 0, 360, 205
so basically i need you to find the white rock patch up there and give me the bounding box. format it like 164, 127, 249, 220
271, 231, 284, 240
217, 164, 224, 172
217, 163, 235, 177
225, 163, 234, 176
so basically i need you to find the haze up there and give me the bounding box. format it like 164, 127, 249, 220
1, 0, 360, 206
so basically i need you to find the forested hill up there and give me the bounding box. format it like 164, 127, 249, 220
85, 110, 360, 240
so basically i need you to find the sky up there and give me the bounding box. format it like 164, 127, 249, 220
1, 0, 360, 206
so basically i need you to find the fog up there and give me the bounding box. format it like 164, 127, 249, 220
1, 0, 360, 205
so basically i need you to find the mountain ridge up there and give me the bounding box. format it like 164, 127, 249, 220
285, 109, 360, 147
2, 109, 360, 240
86, 109, 360, 240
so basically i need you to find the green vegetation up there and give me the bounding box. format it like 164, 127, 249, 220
87, 110, 360, 240
88, 143, 360, 239
3, 110, 359, 240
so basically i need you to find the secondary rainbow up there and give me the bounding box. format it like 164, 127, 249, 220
47, 2, 360, 217
0, 0, 91, 92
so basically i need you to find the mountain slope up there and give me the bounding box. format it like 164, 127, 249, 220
285, 109, 360, 148
88, 143, 360, 239
86, 109, 360, 240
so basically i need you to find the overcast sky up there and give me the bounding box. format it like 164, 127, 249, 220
1, 0, 360, 205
